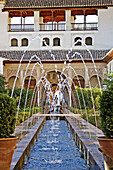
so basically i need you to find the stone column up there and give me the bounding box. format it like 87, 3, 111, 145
83, 10, 86, 30
20, 69, 23, 88
39, 16, 45, 31
65, 10, 71, 31
71, 16, 75, 30
85, 69, 89, 88
8, 17, 11, 24
34, 11, 40, 32
39, 17, 43, 23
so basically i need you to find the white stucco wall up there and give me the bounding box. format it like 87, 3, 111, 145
0, 10, 9, 50
94, 7, 113, 49
0, 7, 113, 51
0, 57, 5, 74
107, 60, 113, 73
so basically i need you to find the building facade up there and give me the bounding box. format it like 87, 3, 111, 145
0, 0, 113, 98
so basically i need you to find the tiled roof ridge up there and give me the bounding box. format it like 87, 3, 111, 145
0, 50, 109, 60
4, 0, 113, 8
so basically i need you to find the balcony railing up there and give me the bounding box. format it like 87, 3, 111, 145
8, 23, 98, 32
71, 23, 98, 31
8, 24, 34, 32
39, 23, 66, 31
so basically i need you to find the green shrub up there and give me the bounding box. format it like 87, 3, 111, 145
0, 75, 7, 93
73, 86, 101, 110
7, 88, 33, 109
0, 93, 16, 138
16, 107, 42, 125
100, 72, 113, 139
82, 110, 101, 129
100, 87, 113, 138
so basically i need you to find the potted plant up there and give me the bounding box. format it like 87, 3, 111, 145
98, 73, 113, 169
0, 93, 17, 169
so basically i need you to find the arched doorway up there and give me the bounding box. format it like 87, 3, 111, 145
46, 71, 66, 105
90, 75, 102, 88
8, 76, 19, 88
24, 76, 36, 89
72, 75, 85, 90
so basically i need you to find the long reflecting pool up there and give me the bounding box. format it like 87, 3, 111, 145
23, 119, 88, 170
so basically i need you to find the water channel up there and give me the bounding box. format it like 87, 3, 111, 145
23, 115, 89, 170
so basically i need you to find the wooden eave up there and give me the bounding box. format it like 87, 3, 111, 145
3, 58, 106, 66
103, 48, 113, 63
5, 7, 101, 22
3, 6, 107, 13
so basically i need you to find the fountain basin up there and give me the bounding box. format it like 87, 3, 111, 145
11, 114, 104, 170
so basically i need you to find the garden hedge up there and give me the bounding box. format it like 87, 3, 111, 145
0, 93, 16, 138
100, 86, 113, 138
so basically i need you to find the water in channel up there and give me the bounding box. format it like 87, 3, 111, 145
23, 119, 88, 170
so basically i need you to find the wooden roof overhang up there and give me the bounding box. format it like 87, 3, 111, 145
3, 59, 107, 66
103, 48, 113, 63
3, 6, 106, 22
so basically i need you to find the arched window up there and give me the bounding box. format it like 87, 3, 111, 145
74, 37, 82, 46
21, 38, 28, 46
42, 38, 50, 46
85, 37, 92, 45
11, 38, 18, 47
53, 38, 60, 46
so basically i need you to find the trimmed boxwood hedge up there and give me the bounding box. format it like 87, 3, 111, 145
0, 93, 16, 138
100, 87, 113, 139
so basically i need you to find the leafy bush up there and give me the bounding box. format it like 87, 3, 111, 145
7, 88, 33, 109
100, 72, 113, 139
0, 75, 7, 93
0, 93, 16, 138
69, 107, 84, 114
73, 86, 101, 110
16, 107, 42, 125
82, 112, 101, 129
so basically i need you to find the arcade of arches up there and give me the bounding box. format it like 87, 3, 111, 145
4, 61, 106, 104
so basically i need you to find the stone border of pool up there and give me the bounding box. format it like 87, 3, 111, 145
10, 113, 105, 170
10, 117, 46, 170
65, 117, 105, 170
